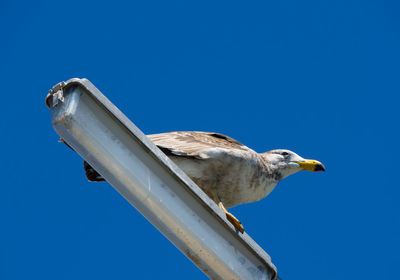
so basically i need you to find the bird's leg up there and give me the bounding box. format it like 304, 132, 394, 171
210, 183, 244, 233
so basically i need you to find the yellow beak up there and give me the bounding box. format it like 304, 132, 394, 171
295, 159, 326, 172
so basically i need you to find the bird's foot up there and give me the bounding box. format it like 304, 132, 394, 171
225, 212, 244, 233
211, 185, 245, 233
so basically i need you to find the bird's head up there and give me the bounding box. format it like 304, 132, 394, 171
262, 149, 325, 180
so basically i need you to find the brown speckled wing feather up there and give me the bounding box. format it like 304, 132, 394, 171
148, 131, 250, 159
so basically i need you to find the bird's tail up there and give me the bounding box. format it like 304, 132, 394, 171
59, 138, 105, 182
84, 161, 105, 182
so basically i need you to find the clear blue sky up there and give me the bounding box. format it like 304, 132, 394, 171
1, 1, 399, 279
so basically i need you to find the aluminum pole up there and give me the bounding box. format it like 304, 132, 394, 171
46, 78, 277, 280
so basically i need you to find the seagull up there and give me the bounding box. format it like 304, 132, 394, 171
81, 131, 325, 233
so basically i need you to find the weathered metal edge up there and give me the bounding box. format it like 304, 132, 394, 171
46, 78, 278, 279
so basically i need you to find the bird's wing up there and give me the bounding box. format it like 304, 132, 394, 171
148, 131, 251, 159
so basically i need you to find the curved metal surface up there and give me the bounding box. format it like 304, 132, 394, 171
46, 78, 277, 280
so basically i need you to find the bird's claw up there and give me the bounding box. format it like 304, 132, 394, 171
225, 212, 244, 233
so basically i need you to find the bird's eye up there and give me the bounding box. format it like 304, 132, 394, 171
281, 152, 289, 156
